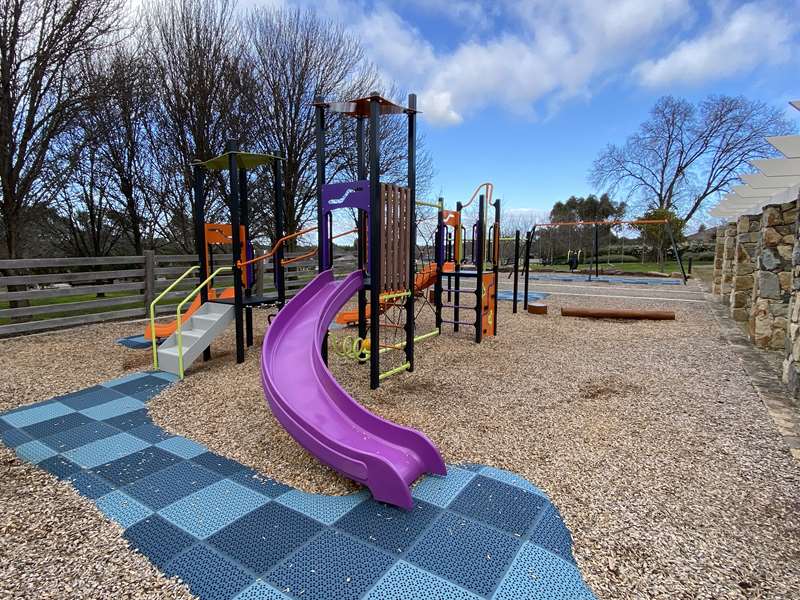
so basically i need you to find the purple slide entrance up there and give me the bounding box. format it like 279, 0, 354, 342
261, 269, 446, 509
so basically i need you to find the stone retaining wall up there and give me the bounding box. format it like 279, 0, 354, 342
712, 229, 725, 296
729, 214, 760, 321
719, 223, 737, 305
750, 202, 796, 349
782, 194, 800, 397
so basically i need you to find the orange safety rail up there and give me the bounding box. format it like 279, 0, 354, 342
237, 226, 318, 269
205, 223, 247, 285
279, 227, 358, 267
460, 182, 494, 211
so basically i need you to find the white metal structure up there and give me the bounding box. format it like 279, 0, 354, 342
709, 101, 800, 220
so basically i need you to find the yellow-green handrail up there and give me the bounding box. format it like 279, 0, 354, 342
175, 266, 232, 379
150, 266, 200, 370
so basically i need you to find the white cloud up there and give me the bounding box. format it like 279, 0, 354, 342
636, 2, 797, 88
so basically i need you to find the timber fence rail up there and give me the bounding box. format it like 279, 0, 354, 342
0, 250, 356, 337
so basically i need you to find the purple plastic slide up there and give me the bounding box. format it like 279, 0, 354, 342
260, 269, 446, 509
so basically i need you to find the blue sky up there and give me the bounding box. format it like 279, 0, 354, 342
255, 0, 800, 224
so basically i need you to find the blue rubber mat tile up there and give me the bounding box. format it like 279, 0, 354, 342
209, 502, 323, 575
529, 505, 576, 565
66, 471, 115, 499
335, 498, 440, 555
128, 423, 174, 444
93, 446, 182, 487
124, 460, 223, 510
275, 489, 369, 525
57, 386, 127, 410
412, 467, 476, 508
110, 374, 171, 401
116, 335, 151, 349
1, 428, 33, 448
364, 560, 481, 600
493, 543, 595, 600
267, 529, 394, 600
0, 417, 11, 433
458, 463, 485, 472
15, 440, 57, 463
102, 408, 150, 431
229, 468, 292, 498
21, 412, 95, 439
79, 397, 146, 421
450, 475, 547, 537
191, 452, 248, 477
123, 515, 198, 569
148, 370, 180, 383
233, 581, 291, 600
159, 479, 268, 539
38, 455, 81, 479
95, 490, 153, 527
165, 544, 253, 600
64, 432, 151, 469
478, 466, 546, 496
406, 512, 521, 597
101, 372, 151, 387
40, 421, 120, 453
155, 436, 207, 459
1, 401, 73, 428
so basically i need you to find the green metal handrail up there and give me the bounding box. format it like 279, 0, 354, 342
175, 266, 232, 379
150, 266, 200, 370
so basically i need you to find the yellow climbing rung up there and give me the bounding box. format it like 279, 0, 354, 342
379, 362, 411, 381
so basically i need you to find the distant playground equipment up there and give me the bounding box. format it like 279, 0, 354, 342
499, 218, 688, 314
261, 92, 449, 509
561, 306, 676, 320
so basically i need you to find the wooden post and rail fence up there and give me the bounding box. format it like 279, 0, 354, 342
0, 250, 357, 338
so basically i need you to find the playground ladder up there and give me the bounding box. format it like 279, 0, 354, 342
156, 302, 234, 376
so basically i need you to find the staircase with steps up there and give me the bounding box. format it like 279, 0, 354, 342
157, 302, 234, 376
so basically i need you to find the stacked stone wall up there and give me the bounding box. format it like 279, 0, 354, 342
719, 223, 737, 305
712, 228, 725, 296
729, 214, 760, 321
750, 202, 797, 349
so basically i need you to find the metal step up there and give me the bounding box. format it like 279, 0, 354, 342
157, 302, 234, 375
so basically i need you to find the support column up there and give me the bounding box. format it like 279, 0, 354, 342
711, 226, 726, 296
729, 214, 760, 322
750, 202, 797, 349
782, 194, 800, 395
720, 222, 737, 305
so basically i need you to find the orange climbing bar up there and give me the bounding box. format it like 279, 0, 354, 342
237, 226, 317, 269
280, 228, 358, 267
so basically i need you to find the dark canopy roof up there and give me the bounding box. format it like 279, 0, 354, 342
316, 93, 418, 117
200, 151, 282, 171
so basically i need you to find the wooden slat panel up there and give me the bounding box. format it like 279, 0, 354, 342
0, 282, 145, 302
0, 308, 145, 337
0, 256, 144, 269
0, 295, 143, 319
1, 268, 144, 286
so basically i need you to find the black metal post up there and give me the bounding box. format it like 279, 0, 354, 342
454, 201, 462, 332
226, 142, 245, 364
239, 167, 253, 348
405, 94, 416, 371
273, 156, 286, 307
475, 195, 485, 343
356, 116, 367, 343
492, 198, 500, 336
314, 97, 328, 363
665, 222, 688, 284
434, 198, 444, 330
368, 95, 381, 389
512, 230, 520, 314
192, 163, 211, 362
523, 227, 533, 310
593, 223, 599, 278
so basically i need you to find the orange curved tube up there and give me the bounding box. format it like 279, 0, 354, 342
238, 226, 318, 269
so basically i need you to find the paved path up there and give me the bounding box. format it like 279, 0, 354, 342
1, 372, 595, 600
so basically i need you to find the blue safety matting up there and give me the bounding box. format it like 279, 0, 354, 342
116, 335, 152, 349
528, 272, 682, 285
1, 372, 596, 600
496, 290, 549, 303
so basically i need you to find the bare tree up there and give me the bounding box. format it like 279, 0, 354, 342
79, 42, 160, 254
143, 0, 253, 252
0, 0, 124, 259
590, 95, 796, 224
245, 8, 433, 245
